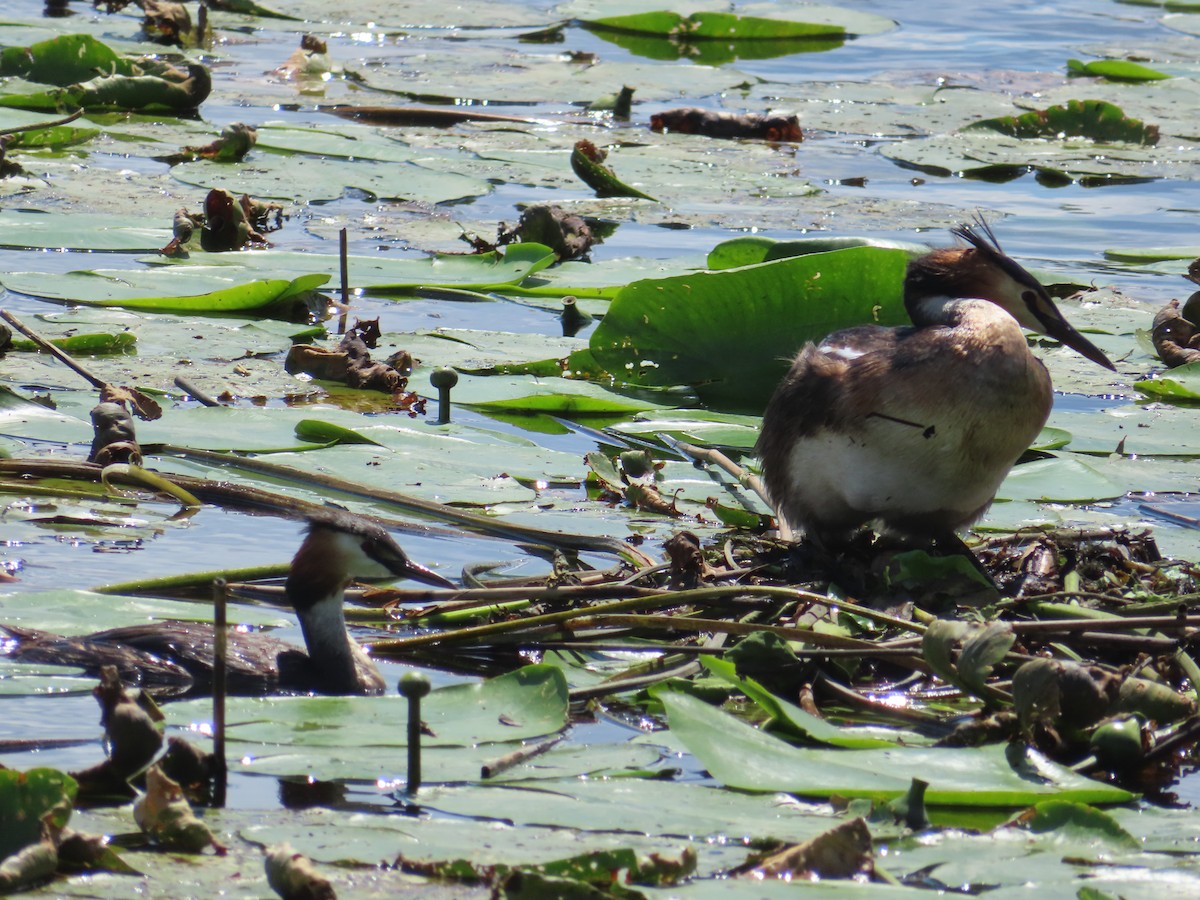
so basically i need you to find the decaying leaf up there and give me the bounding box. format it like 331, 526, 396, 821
71, 665, 164, 800
513, 205, 596, 261
180, 123, 258, 162
1151, 296, 1200, 367
89, 401, 142, 466
0, 838, 58, 894
265, 843, 336, 900
650, 108, 802, 142
285, 320, 423, 403
744, 817, 873, 879
200, 188, 278, 251
134, 765, 225, 854
141, 0, 192, 46
273, 34, 333, 81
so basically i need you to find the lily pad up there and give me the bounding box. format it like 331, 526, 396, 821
965, 99, 1160, 145
1067, 58, 1171, 82
589, 247, 909, 405
662, 690, 1134, 806
0, 270, 328, 312
583, 11, 846, 64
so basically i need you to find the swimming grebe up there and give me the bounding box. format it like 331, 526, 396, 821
756, 221, 1115, 556
0, 509, 455, 696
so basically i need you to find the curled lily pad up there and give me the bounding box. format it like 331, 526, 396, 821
1067, 58, 1170, 82
570, 140, 657, 201
0, 34, 124, 85
965, 99, 1160, 145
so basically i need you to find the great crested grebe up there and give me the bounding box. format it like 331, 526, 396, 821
0, 509, 455, 696
757, 220, 1115, 558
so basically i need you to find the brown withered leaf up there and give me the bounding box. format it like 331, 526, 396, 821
743, 817, 873, 880
650, 108, 803, 142
285, 322, 414, 396
1151, 296, 1200, 367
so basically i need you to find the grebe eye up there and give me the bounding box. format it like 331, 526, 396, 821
1021, 290, 1037, 304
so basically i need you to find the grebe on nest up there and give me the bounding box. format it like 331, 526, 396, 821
757, 221, 1115, 560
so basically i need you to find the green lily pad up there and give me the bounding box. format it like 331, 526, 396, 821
1067, 58, 1171, 82
965, 99, 1160, 145
584, 10, 845, 64
661, 690, 1134, 806
589, 247, 909, 405
0, 270, 328, 312
0, 767, 76, 858
1135, 362, 1200, 401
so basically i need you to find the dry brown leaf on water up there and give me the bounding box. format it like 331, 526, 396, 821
265, 843, 336, 900
650, 108, 803, 142
134, 765, 226, 854
743, 817, 873, 880
180, 123, 258, 162
273, 34, 332, 81
1151, 296, 1200, 367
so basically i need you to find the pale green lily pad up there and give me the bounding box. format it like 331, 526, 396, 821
350, 44, 752, 105
995, 455, 1123, 503
0, 589, 289, 636
882, 132, 1189, 183
248, 809, 702, 875
262, 0, 546, 28
252, 123, 420, 162
613, 409, 763, 450
423, 777, 840, 846
170, 154, 490, 203
149, 243, 557, 292
168, 664, 568, 782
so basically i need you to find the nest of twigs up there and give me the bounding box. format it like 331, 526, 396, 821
364, 526, 1200, 796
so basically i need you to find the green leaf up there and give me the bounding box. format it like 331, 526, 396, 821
1135, 362, 1200, 401
586, 11, 845, 41
583, 11, 846, 64
965, 99, 1160, 145
661, 690, 1134, 806
464, 393, 656, 418
570, 140, 657, 201
707, 235, 927, 269
0, 34, 125, 86
1067, 58, 1170, 82
589, 247, 909, 405
293, 419, 384, 447
0, 271, 329, 312
1019, 800, 1140, 848
702, 657, 915, 748
11, 332, 135, 355
0, 768, 77, 858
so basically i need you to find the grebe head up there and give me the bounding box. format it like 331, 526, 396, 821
286, 508, 455, 612
283, 509, 455, 695
904, 219, 1115, 371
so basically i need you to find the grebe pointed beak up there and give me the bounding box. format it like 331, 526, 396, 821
392, 556, 456, 590
1026, 291, 1116, 371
